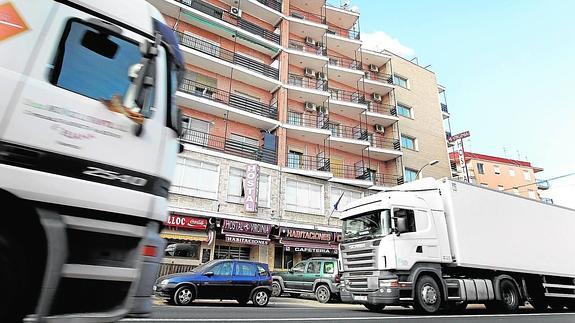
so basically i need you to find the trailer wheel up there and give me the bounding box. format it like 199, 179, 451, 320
414, 275, 442, 314
489, 279, 520, 313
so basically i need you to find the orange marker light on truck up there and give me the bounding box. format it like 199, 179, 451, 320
142, 245, 157, 257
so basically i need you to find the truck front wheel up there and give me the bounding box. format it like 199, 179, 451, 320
414, 275, 442, 314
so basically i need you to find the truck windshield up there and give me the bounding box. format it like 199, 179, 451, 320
342, 210, 390, 241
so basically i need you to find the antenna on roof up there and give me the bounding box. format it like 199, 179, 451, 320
410, 57, 419, 65
424, 64, 431, 69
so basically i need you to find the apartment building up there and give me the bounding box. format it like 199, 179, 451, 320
147, 0, 451, 272
449, 151, 548, 200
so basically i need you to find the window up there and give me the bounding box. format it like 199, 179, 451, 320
171, 158, 219, 199
229, 133, 259, 147
393, 74, 408, 88
394, 208, 416, 233
234, 90, 261, 102
183, 117, 211, 145
287, 150, 304, 169
287, 111, 303, 126
285, 179, 324, 215
509, 168, 516, 177
164, 242, 200, 259
523, 170, 531, 181
396, 103, 412, 118
235, 262, 257, 276
227, 167, 270, 208
528, 190, 536, 199
273, 247, 294, 270
331, 187, 363, 212
401, 134, 416, 150
323, 261, 335, 274
185, 71, 217, 98
214, 245, 251, 260
494, 165, 501, 175
291, 262, 305, 273
50, 19, 148, 102
306, 261, 321, 274
328, 122, 341, 137
498, 185, 504, 191
404, 168, 418, 183
257, 265, 269, 276
481, 183, 489, 188
477, 163, 485, 175
211, 261, 233, 276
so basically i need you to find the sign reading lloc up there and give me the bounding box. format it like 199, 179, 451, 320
244, 164, 260, 212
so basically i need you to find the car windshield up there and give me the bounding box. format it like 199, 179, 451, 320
342, 210, 390, 241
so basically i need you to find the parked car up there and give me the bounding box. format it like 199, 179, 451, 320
154, 259, 272, 307
271, 257, 341, 303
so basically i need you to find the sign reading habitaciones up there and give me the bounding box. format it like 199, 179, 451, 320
244, 164, 260, 212
222, 219, 271, 236
280, 227, 333, 242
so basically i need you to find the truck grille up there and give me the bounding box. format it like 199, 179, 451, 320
342, 247, 376, 271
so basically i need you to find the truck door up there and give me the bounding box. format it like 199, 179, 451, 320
392, 208, 441, 270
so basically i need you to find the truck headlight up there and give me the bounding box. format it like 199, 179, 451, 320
379, 279, 398, 288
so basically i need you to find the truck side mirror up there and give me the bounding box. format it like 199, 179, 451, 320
392, 216, 408, 236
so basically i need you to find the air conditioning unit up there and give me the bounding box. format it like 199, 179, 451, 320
317, 106, 328, 114
368, 64, 379, 72
230, 6, 242, 18
374, 124, 385, 133
304, 67, 315, 77
305, 36, 315, 46
316, 71, 326, 80
371, 93, 382, 102
304, 102, 317, 112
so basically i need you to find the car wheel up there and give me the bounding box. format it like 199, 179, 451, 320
315, 285, 331, 304
252, 289, 270, 307
414, 275, 442, 314
364, 304, 385, 312
271, 281, 282, 297
173, 286, 195, 306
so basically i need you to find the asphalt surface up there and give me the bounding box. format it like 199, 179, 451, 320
121, 294, 575, 323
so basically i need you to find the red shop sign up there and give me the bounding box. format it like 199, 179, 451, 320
165, 214, 208, 230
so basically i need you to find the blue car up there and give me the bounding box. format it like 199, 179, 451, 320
154, 259, 273, 306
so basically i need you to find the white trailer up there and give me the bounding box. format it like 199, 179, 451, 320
338, 178, 575, 314
0, 0, 184, 321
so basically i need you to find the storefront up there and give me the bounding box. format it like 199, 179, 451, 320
273, 227, 341, 270
214, 218, 272, 262
160, 213, 213, 268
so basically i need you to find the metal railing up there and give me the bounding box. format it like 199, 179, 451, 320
441, 103, 449, 113
329, 55, 361, 70
175, 31, 279, 79
373, 173, 404, 187
288, 39, 327, 56
330, 124, 368, 141
178, 78, 278, 120
286, 153, 330, 172
329, 88, 365, 104
288, 74, 327, 91
367, 102, 397, 116
330, 164, 370, 181
326, 25, 360, 40
287, 111, 329, 129
174, 0, 280, 44
288, 6, 326, 24
156, 263, 196, 279
364, 71, 393, 83
369, 136, 401, 151
180, 128, 278, 164
255, 0, 282, 12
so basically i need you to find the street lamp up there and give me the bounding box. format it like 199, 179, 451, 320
415, 160, 439, 179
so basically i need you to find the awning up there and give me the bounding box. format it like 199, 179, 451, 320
161, 230, 208, 242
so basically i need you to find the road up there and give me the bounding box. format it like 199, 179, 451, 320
121, 295, 575, 323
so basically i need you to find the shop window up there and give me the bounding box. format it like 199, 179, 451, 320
164, 242, 200, 260
235, 262, 257, 276
214, 245, 251, 260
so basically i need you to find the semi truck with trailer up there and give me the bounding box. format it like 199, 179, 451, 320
338, 178, 575, 314
0, 0, 184, 321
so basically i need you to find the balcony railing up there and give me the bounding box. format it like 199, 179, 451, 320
329, 88, 365, 104
331, 164, 371, 181
176, 31, 279, 79
367, 102, 397, 116
329, 55, 361, 70
441, 103, 449, 113
255, 0, 282, 12
179, 78, 278, 120
364, 71, 393, 84
286, 153, 330, 172
287, 111, 329, 129
288, 74, 328, 91
369, 136, 401, 151
373, 173, 404, 187
326, 25, 360, 40
174, 0, 280, 44
288, 39, 327, 56
330, 124, 368, 141
180, 128, 277, 164
288, 6, 326, 24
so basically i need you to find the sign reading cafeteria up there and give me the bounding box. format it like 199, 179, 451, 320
244, 164, 260, 212
165, 214, 207, 230
286, 246, 337, 255
280, 227, 333, 242
222, 219, 271, 236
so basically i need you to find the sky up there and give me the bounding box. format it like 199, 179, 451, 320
349, 0, 575, 204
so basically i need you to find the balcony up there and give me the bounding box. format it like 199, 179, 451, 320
177, 78, 279, 130
364, 102, 399, 126
219, 0, 282, 24
328, 89, 367, 118
367, 136, 403, 161
371, 173, 404, 190
329, 124, 369, 153
326, 25, 361, 57
329, 164, 375, 188
283, 152, 332, 179
180, 128, 277, 164
176, 31, 280, 90
149, 0, 280, 54
441, 103, 450, 119
285, 74, 330, 106
325, 1, 359, 31
536, 179, 550, 190
362, 71, 394, 95
286, 39, 328, 72
287, 6, 327, 43
328, 55, 364, 87
285, 112, 331, 144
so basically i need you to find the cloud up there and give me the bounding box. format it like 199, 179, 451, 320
361, 31, 415, 58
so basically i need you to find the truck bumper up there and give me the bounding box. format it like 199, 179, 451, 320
340, 288, 399, 305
